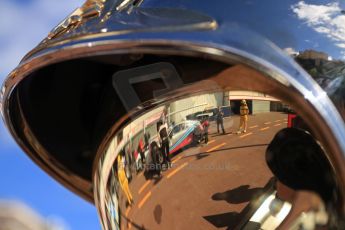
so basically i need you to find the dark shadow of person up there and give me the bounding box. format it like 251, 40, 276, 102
212, 185, 263, 204
203, 212, 239, 229
153, 205, 162, 224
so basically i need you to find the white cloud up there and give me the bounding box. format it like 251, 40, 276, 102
292, 1, 339, 26
47, 215, 71, 230
292, 1, 345, 58
283, 47, 299, 56
314, 26, 331, 34
336, 43, 345, 48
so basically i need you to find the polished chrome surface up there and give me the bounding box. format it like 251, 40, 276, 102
47, 0, 106, 40
92, 59, 342, 229
1, 0, 345, 229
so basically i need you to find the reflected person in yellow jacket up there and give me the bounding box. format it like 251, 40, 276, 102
237, 99, 249, 134
117, 154, 133, 205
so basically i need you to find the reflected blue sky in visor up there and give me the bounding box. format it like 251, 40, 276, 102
196, 0, 345, 60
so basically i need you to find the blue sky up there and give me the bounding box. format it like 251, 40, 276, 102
216, 0, 345, 60
0, 0, 100, 229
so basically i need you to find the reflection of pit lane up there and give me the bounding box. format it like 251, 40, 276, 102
167, 162, 189, 179
183, 144, 269, 158
207, 139, 216, 144
172, 155, 183, 164
121, 112, 288, 229
206, 142, 226, 153
239, 132, 253, 138
174, 162, 231, 171
125, 207, 132, 229
138, 191, 152, 209
138, 181, 150, 194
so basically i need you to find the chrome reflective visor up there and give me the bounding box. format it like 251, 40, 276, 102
92, 57, 342, 229
1, 0, 345, 229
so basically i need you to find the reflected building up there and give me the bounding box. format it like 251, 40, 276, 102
298, 50, 328, 62
295, 49, 345, 121
169, 91, 281, 124
0, 200, 66, 230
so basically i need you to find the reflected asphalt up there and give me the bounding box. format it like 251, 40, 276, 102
121, 112, 288, 229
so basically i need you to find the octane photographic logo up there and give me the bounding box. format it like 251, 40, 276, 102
144, 161, 231, 171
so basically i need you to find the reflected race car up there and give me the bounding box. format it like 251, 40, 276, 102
145, 120, 205, 170
169, 120, 205, 154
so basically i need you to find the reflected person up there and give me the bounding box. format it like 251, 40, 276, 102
138, 137, 145, 164
202, 116, 210, 144
216, 106, 225, 134
237, 99, 249, 134
157, 120, 171, 168
117, 154, 133, 206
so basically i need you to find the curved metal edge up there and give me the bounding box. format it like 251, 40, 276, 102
21, 20, 217, 63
